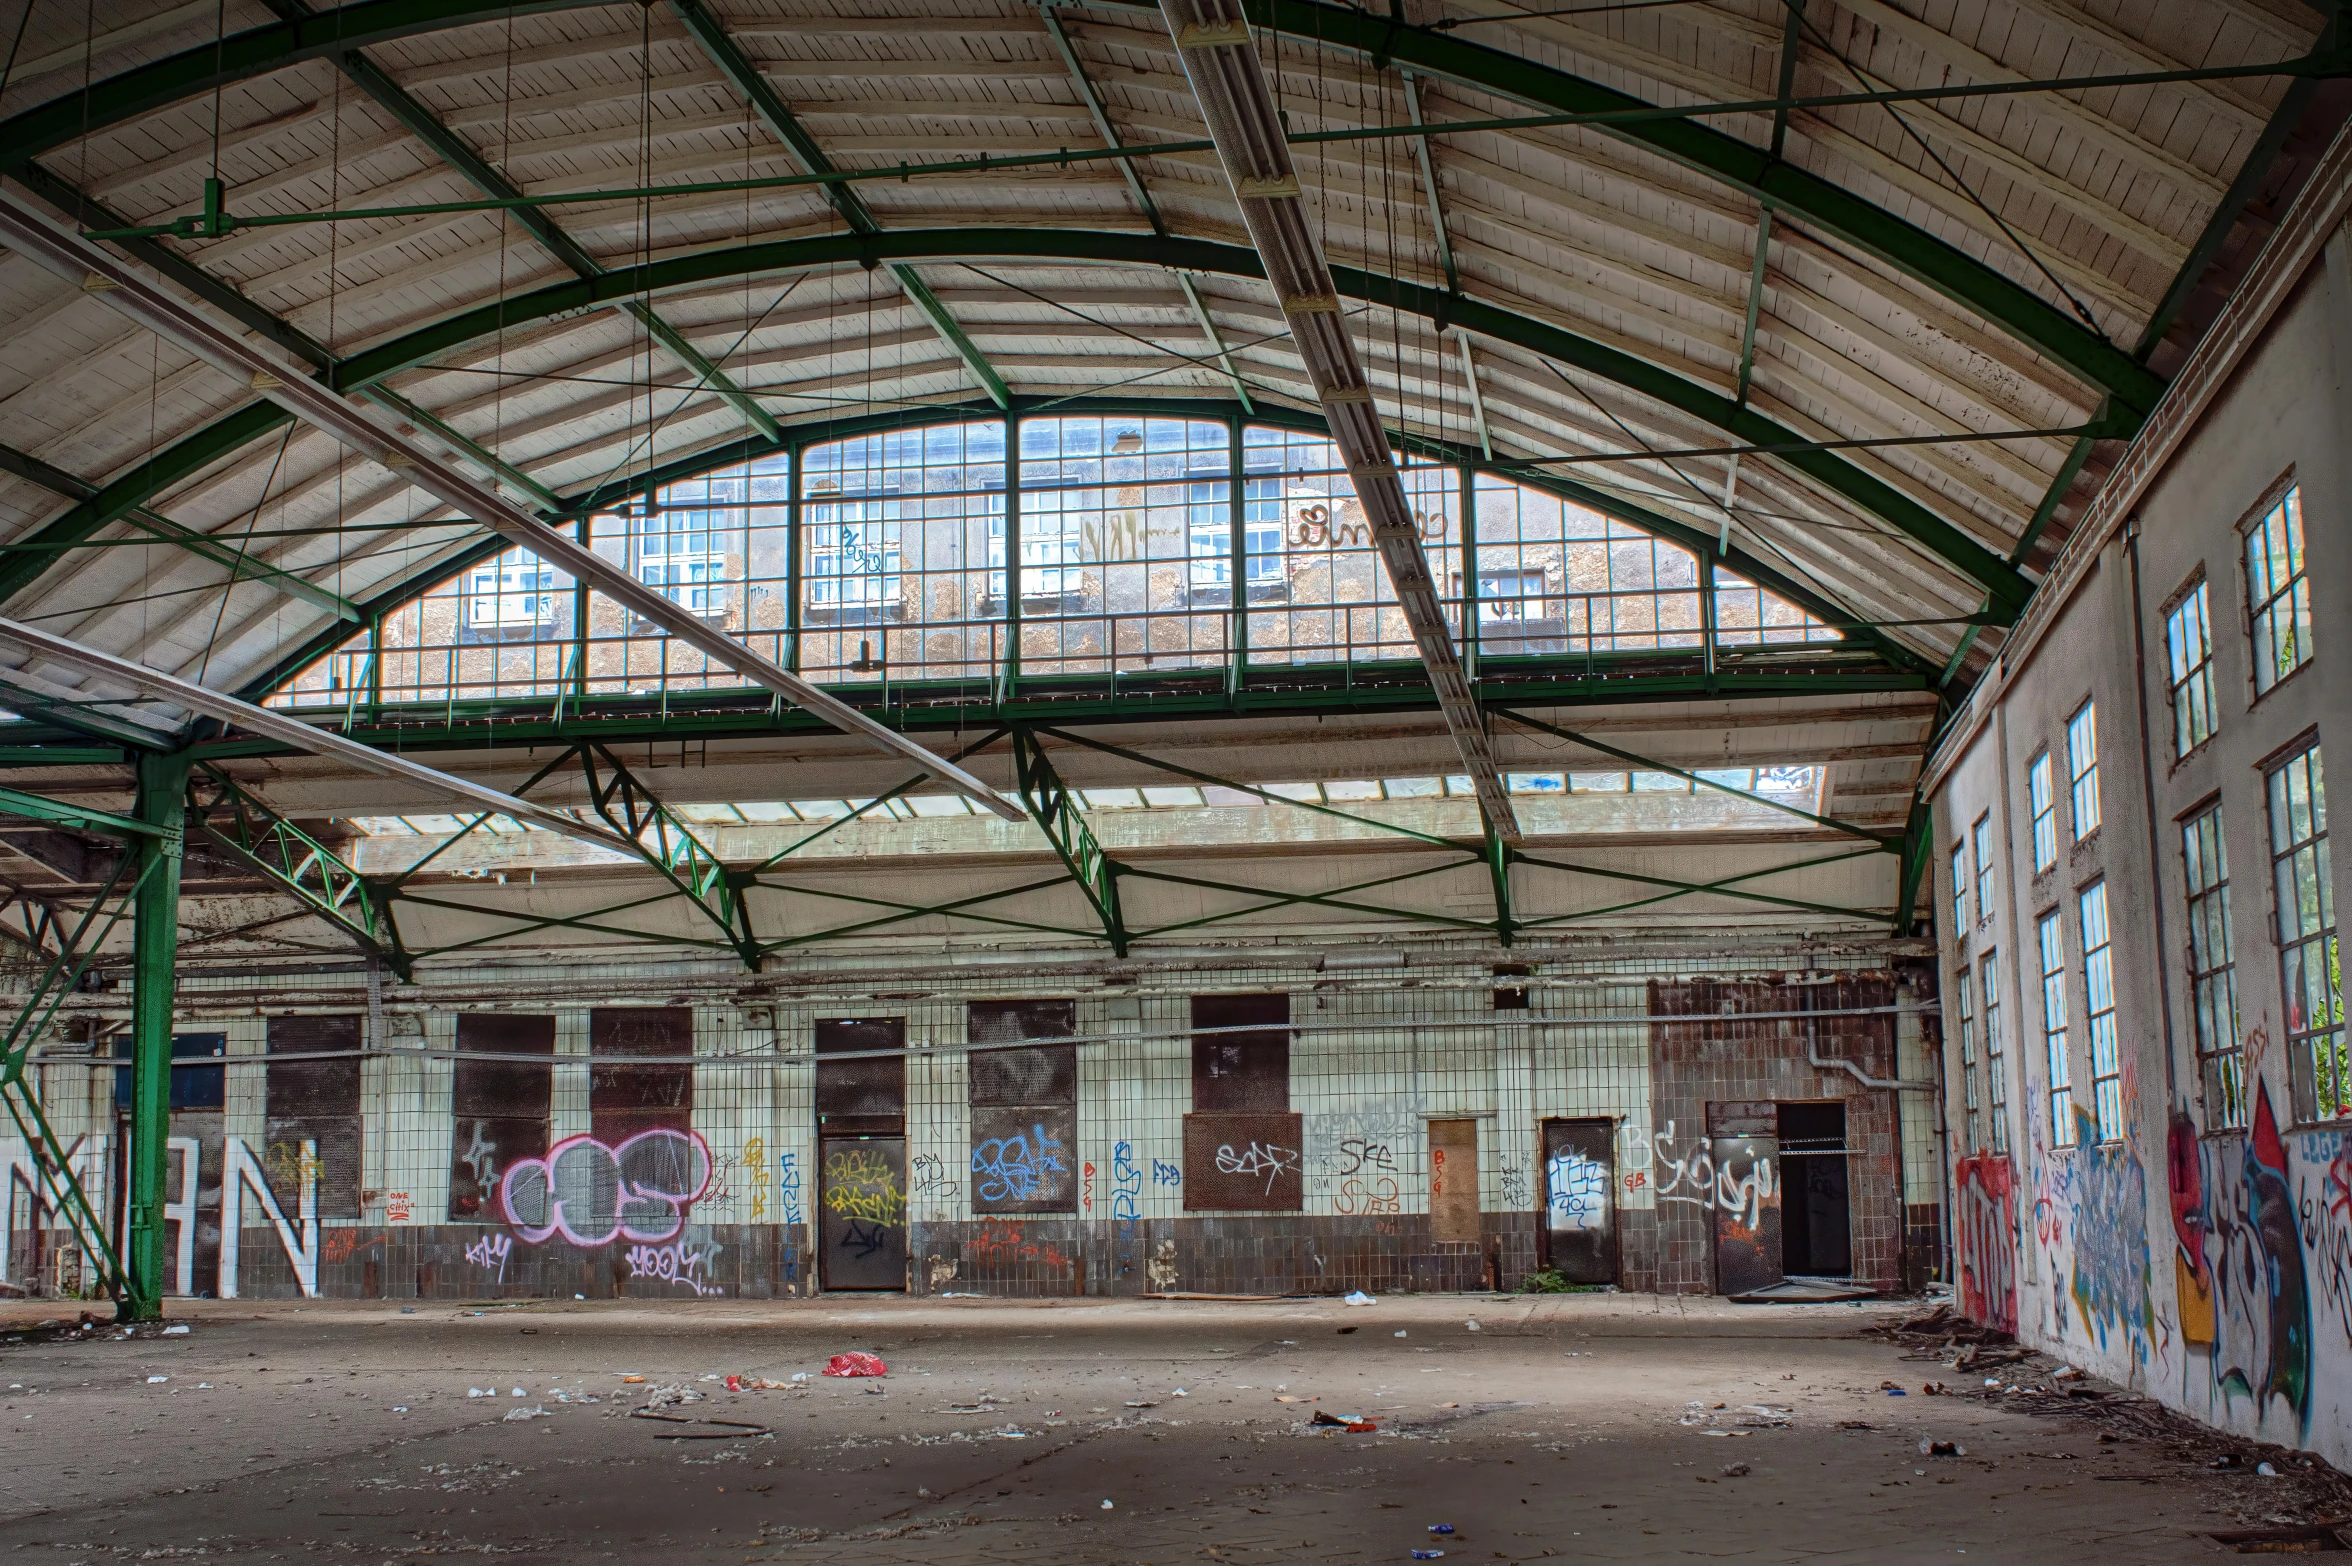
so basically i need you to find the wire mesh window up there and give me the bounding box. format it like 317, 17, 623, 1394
2080, 881, 2122, 1142
1245, 428, 1456, 665
2039, 911, 2074, 1148
1191, 993, 1291, 1112
266, 1015, 363, 1219
584, 459, 789, 695
800, 422, 1005, 683
449, 1014, 555, 1222
2180, 802, 2243, 1130
2165, 579, 2217, 757
1012, 416, 1232, 678
589, 1007, 694, 1142
967, 1000, 1078, 1215
1470, 472, 1691, 656
1950, 843, 1967, 938
2028, 752, 2057, 873
2067, 702, 2101, 842
2268, 742, 2343, 1118
2245, 486, 2312, 695
266, 416, 1845, 710
1980, 952, 2007, 1154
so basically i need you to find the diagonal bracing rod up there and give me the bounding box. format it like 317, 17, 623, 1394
1160, 0, 1522, 844
0, 190, 1023, 822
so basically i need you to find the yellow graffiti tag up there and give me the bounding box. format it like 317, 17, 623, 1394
822, 1148, 906, 1224
746, 1136, 769, 1222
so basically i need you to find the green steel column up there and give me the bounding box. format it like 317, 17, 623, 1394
121, 750, 187, 1323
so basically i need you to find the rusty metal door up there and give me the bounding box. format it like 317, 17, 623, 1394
1428, 1118, 1480, 1245
1540, 1118, 1616, 1284
1710, 1134, 1783, 1296
820, 1136, 907, 1290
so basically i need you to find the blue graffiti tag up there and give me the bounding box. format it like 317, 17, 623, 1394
972, 1123, 1068, 1204
1112, 1140, 1143, 1279
1152, 1159, 1181, 1187
778, 1151, 805, 1282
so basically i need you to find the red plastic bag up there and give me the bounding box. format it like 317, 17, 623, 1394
822, 1352, 888, 1378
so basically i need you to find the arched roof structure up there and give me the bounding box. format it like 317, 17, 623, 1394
0, 0, 2340, 966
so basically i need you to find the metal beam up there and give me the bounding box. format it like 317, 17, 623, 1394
0, 783, 167, 839
0, 439, 359, 622
123, 750, 186, 1320
666, 0, 1008, 409
0, 615, 649, 853
1038, 0, 1255, 413
1483, 819, 1516, 947
1400, 70, 1460, 298
186, 763, 411, 977
253, 0, 779, 444
1456, 332, 1493, 461
576, 743, 762, 968
1010, 729, 1129, 954
0, 193, 1025, 820
1162, 0, 1520, 843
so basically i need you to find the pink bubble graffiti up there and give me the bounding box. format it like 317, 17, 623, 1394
496, 1128, 713, 1247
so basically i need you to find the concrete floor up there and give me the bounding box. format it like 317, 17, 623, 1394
1, 1294, 2345, 1562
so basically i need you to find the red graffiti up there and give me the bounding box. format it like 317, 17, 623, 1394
1082, 1160, 1095, 1215
321, 1230, 384, 1266
1622, 1171, 1648, 1192
967, 1219, 1071, 1271
1953, 1154, 2017, 1334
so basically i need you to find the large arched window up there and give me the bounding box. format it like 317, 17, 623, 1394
268, 413, 1836, 711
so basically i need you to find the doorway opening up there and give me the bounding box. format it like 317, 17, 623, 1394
1776, 1100, 1851, 1278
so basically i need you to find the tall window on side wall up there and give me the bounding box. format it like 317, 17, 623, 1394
2080, 882, 2122, 1142
1950, 844, 1968, 938
2038, 912, 2074, 1147
1981, 952, 2007, 1154
2268, 741, 2343, 1117
1956, 968, 1979, 1153
966, 1000, 1078, 1214
2028, 752, 2057, 873
2165, 579, 2218, 757
2246, 486, 2312, 695
266, 1016, 363, 1218
2180, 803, 2244, 1130
2066, 702, 2101, 842
1972, 814, 1995, 926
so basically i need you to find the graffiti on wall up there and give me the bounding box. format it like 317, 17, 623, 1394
1545, 1151, 1610, 1233
1649, 1121, 1775, 1228
2241, 1085, 2311, 1422
1953, 1153, 2017, 1334
1334, 1134, 1400, 1216
1112, 1140, 1142, 1280
626, 1238, 724, 1296
967, 1219, 1072, 1271
820, 1147, 906, 1225
2167, 1112, 2215, 1348
745, 1137, 769, 1223
971, 1122, 1068, 1205
2065, 1110, 2155, 1362
497, 1128, 713, 1247
465, 1231, 513, 1281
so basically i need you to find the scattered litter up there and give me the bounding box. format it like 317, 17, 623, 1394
726, 1375, 743, 1392
1101, 1500, 1115, 1511
1721, 1463, 1750, 1477
1427, 1524, 1455, 1534
1274, 1395, 1316, 1404
393, 1406, 408, 1412
1411, 1551, 1446, 1560
2052, 1365, 2085, 1382
1173, 1389, 1187, 1397
1464, 1319, 1480, 1332
1921, 1382, 1948, 1395
620, 1375, 646, 1384
400, 1307, 416, 1315
468, 1388, 487, 1397
1344, 1291, 1377, 1306
1338, 1326, 1359, 1335
510, 1387, 526, 1397
503, 1405, 547, 1422
917, 1487, 934, 1500
1395, 1330, 1409, 1339
162, 1325, 189, 1336
1984, 1378, 2002, 1387
789, 1373, 812, 1384
1310, 1410, 1378, 1432
2256, 1462, 2280, 1477
2209, 1455, 2243, 1470
1123, 1401, 1157, 1409
823, 1353, 888, 1378
1883, 1387, 1907, 1397
146, 1376, 167, 1384
1919, 1439, 1966, 1457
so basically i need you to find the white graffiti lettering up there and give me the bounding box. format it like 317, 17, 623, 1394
1214, 1140, 1303, 1195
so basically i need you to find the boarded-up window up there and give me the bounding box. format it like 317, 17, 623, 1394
967, 1000, 1076, 1214
112, 1032, 226, 1110
1183, 1111, 1305, 1211
448, 1014, 555, 1221
1191, 993, 1289, 1111
266, 1015, 362, 1219
815, 1017, 906, 1130
1428, 1118, 1480, 1243
589, 1007, 693, 1142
